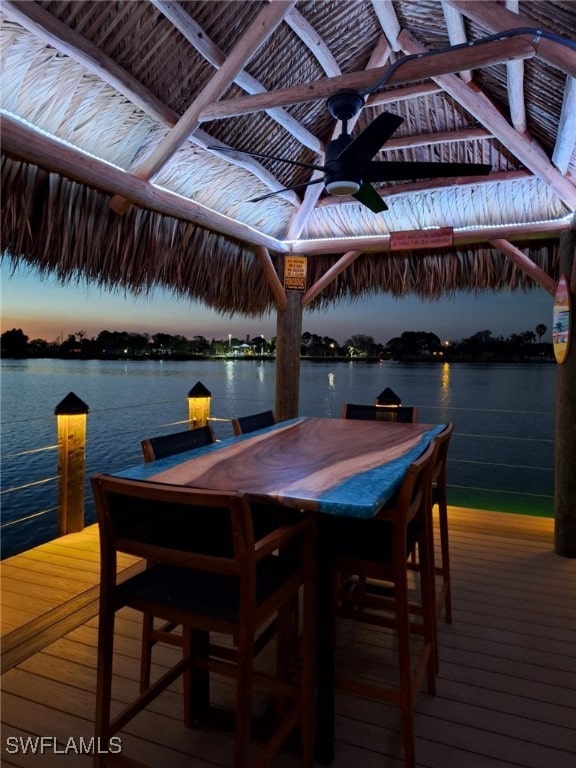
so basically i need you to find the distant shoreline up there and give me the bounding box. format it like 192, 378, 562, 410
1, 353, 556, 364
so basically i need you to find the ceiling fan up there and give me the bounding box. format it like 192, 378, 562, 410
209, 90, 491, 213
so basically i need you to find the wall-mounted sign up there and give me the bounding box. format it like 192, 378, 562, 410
553, 274, 571, 364
390, 227, 453, 251
284, 256, 307, 291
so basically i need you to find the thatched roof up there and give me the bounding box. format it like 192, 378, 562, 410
1, 1, 575, 315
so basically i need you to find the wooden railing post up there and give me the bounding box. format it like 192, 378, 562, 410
55, 392, 89, 536
187, 382, 211, 428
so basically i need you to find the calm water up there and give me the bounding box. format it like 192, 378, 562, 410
1, 358, 556, 558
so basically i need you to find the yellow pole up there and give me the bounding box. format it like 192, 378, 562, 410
187, 382, 211, 428
55, 392, 89, 535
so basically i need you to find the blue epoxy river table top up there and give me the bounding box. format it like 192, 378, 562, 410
116, 417, 445, 518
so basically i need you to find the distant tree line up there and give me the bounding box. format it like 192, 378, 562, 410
1, 324, 551, 362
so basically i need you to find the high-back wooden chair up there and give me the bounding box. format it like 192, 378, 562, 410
139, 423, 216, 690
91, 475, 316, 768
232, 409, 276, 435
319, 441, 436, 768
342, 403, 418, 423
141, 424, 215, 462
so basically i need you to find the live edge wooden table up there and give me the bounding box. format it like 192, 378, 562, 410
114, 416, 445, 765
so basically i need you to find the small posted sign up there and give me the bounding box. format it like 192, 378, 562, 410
284, 256, 307, 291
390, 227, 453, 251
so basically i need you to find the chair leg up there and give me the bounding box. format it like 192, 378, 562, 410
437, 493, 452, 624
300, 564, 316, 768
418, 530, 437, 695
94, 601, 115, 768
234, 633, 255, 768
395, 574, 416, 768
139, 613, 154, 692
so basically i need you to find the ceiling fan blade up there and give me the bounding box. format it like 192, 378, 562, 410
248, 177, 324, 203
353, 182, 388, 213
335, 112, 404, 164
208, 145, 325, 173
364, 161, 492, 182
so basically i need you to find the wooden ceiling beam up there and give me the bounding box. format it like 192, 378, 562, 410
366, 82, 443, 107
399, 30, 576, 210
151, 0, 323, 154
0, 113, 285, 253
489, 238, 557, 294
109, 0, 296, 214
254, 246, 288, 310
289, 219, 570, 256
383, 127, 491, 151
285, 7, 341, 77
504, 0, 527, 134
552, 76, 576, 174
447, 0, 576, 77
371, 1, 402, 51
198, 37, 536, 121
441, 1, 472, 82
301, 251, 362, 308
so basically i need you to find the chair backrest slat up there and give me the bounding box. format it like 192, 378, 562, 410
141, 425, 215, 462
342, 403, 418, 423
91, 475, 251, 580
232, 410, 276, 436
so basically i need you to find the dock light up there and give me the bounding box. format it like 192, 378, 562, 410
55, 392, 89, 535
187, 381, 211, 429
375, 387, 402, 407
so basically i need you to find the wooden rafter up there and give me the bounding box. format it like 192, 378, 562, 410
289, 219, 571, 255
301, 252, 362, 308
285, 7, 341, 77
198, 37, 537, 121
504, 0, 527, 134
109, 0, 297, 214
441, 1, 472, 82
489, 238, 557, 295
371, 0, 401, 51
552, 76, 576, 174
447, 0, 576, 76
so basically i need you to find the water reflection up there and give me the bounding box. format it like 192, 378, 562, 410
439, 362, 452, 413
328, 372, 335, 387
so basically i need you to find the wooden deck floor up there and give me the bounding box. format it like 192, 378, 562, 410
1, 508, 575, 768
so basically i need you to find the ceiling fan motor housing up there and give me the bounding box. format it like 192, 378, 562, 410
324, 133, 362, 195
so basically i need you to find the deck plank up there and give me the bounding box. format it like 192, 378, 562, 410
1, 507, 575, 768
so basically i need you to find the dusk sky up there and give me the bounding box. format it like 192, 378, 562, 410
2, 261, 553, 345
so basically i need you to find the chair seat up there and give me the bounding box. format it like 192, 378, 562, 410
319, 516, 423, 563
117, 556, 297, 623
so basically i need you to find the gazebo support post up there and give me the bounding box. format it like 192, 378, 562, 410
554, 219, 576, 558
275, 290, 302, 421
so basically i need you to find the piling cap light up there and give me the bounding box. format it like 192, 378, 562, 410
54, 391, 90, 415
375, 387, 402, 407
188, 381, 211, 398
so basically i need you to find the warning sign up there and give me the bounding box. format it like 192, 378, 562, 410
390, 227, 453, 251
284, 256, 307, 291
